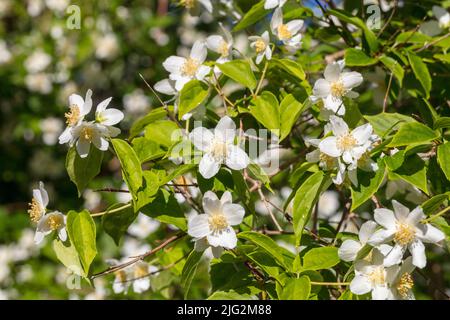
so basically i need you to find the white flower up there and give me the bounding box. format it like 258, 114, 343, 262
368, 201, 445, 268
71, 121, 116, 158
123, 89, 149, 115
188, 191, 245, 249
59, 89, 93, 144
249, 31, 272, 64
350, 248, 397, 300
34, 211, 67, 244
206, 24, 233, 64
95, 96, 124, 127
387, 256, 416, 300
311, 62, 363, 115
0, 40, 11, 65
128, 213, 160, 239
339, 221, 378, 262
162, 40, 211, 91
28, 181, 49, 223
112, 269, 129, 294
194, 237, 224, 258
433, 6, 450, 29
270, 8, 303, 50
25, 73, 52, 94
95, 33, 119, 60
319, 116, 373, 168
24, 50, 51, 74
131, 262, 158, 293
264, 0, 286, 10
189, 116, 250, 179
180, 0, 213, 13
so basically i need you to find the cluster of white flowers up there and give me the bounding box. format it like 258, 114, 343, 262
27, 182, 67, 244
112, 261, 158, 295
58, 89, 124, 158
339, 201, 445, 299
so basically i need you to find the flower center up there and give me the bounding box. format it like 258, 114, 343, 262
210, 139, 228, 161
254, 39, 266, 53
368, 266, 386, 286
277, 24, 292, 40
319, 152, 336, 168
28, 198, 43, 223
218, 41, 230, 57
208, 214, 228, 233
181, 58, 200, 77
81, 126, 94, 141
115, 270, 127, 283
46, 214, 63, 231
336, 133, 357, 151
134, 264, 148, 278
180, 0, 195, 9
394, 222, 416, 246
397, 273, 414, 298
330, 81, 345, 98
65, 104, 80, 126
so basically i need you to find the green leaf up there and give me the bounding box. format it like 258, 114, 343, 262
208, 291, 254, 300
237, 231, 289, 270
144, 120, 180, 148
422, 193, 450, 215
249, 91, 280, 133
345, 48, 378, 66
129, 107, 168, 139
280, 276, 311, 300
379, 55, 404, 86
364, 112, 414, 137
351, 159, 386, 211
140, 189, 187, 230
66, 210, 97, 275
178, 80, 209, 119
279, 94, 305, 141
437, 142, 450, 182
233, 1, 268, 32
66, 146, 103, 197
388, 154, 429, 194
102, 203, 138, 245
302, 247, 340, 271
292, 171, 325, 246
135, 170, 161, 211
52, 239, 86, 278
407, 51, 432, 98
270, 58, 306, 81
217, 60, 257, 90
247, 162, 272, 191
434, 117, 450, 130
112, 139, 143, 201
388, 121, 439, 147
132, 137, 165, 163
181, 249, 203, 299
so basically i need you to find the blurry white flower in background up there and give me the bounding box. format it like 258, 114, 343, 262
317, 190, 340, 220
85, 278, 107, 300
45, 0, 68, 13
95, 33, 120, 61
27, 0, 44, 17
121, 237, 151, 258
128, 213, 160, 240
25, 73, 53, 94
264, 0, 286, 10
123, 89, 149, 115
24, 50, 51, 74
116, 182, 132, 203
40, 117, 63, 145
83, 189, 102, 211
149, 27, 170, 47
420, 6, 450, 36
0, 40, 11, 65
0, 0, 11, 17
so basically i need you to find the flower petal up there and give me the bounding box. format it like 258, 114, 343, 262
359, 220, 378, 244
417, 224, 445, 244
372, 286, 390, 300
350, 275, 372, 295
188, 214, 210, 238
189, 127, 214, 152
76, 139, 91, 158
338, 239, 362, 262
374, 208, 397, 230
312, 79, 330, 98
225, 145, 249, 170
368, 229, 395, 245
406, 206, 425, 226
214, 116, 236, 143
98, 108, 124, 126
190, 40, 207, 63
162, 56, 185, 74
96, 97, 112, 113
329, 115, 349, 136
384, 244, 406, 267
341, 71, 363, 89
324, 63, 341, 82
351, 123, 372, 145
223, 203, 245, 226
318, 136, 341, 157
409, 240, 426, 268
199, 154, 221, 179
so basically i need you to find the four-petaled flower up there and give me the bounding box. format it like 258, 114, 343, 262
270, 8, 303, 51
249, 31, 272, 64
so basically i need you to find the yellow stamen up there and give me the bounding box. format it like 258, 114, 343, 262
336, 133, 357, 151
277, 24, 292, 40
46, 214, 63, 230
134, 264, 148, 278
397, 273, 414, 298
254, 39, 266, 53
81, 126, 94, 141
218, 41, 230, 57
115, 270, 127, 283
208, 214, 228, 233
330, 81, 345, 98
319, 152, 336, 168
210, 140, 228, 161
368, 266, 386, 286
394, 223, 416, 246
28, 198, 43, 223
65, 104, 80, 126
181, 58, 200, 77
180, 0, 195, 9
